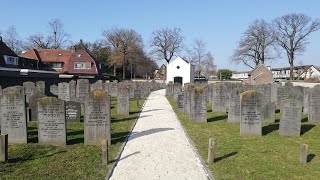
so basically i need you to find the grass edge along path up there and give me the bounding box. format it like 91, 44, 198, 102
167, 96, 320, 180
0, 97, 146, 179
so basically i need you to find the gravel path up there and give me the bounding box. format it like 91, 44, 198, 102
109, 89, 212, 180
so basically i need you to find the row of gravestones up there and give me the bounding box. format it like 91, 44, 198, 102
168, 82, 320, 137
0, 81, 163, 147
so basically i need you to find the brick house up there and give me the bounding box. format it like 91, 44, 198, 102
21, 49, 99, 75
154, 64, 166, 80
247, 64, 273, 85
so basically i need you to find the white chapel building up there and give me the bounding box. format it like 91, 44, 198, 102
166, 56, 195, 85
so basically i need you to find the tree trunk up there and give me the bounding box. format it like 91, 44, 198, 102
122, 55, 126, 79
290, 52, 294, 80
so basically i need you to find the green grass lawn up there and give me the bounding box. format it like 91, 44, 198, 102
0, 97, 145, 179
167, 96, 320, 180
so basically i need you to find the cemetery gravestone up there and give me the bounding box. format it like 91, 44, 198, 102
189, 87, 207, 122
36, 81, 45, 94
117, 86, 130, 115
177, 94, 184, 112
66, 101, 81, 122
0, 92, 27, 143
23, 81, 36, 104
3, 86, 24, 94
37, 97, 66, 146
262, 102, 275, 122
212, 84, 227, 113
279, 98, 302, 136
50, 84, 58, 96
76, 79, 90, 101
28, 92, 46, 121
303, 87, 309, 115
84, 90, 111, 145
228, 88, 244, 123
308, 88, 320, 123
69, 80, 76, 101
0, 134, 8, 162
58, 82, 71, 101
183, 84, 194, 115
109, 83, 118, 97
240, 91, 262, 136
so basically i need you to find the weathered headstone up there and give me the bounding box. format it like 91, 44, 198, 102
36, 81, 45, 94
58, 82, 71, 101
190, 87, 207, 122
66, 101, 81, 122
0, 92, 28, 143
279, 98, 302, 136
50, 84, 58, 96
91, 82, 105, 91
212, 84, 227, 113
84, 90, 111, 145
308, 88, 320, 123
166, 82, 173, 96
76, 79, 90, 101
177, 94, 184, 112
303, 87, 309, 115
69, 80, 76, 101
109, 83, 118, 97
37, 97, 66, 146
117, 86, 130, 115
28, 91, 46, 121
173, 83, 182, 100
3, 86, 24, 94
240, 91, 262, 136
183, 84, 194, 114
0, 134, 8, 162
228, 88, 244, 123
262, 102, 275, 123
23, 81, 36, 104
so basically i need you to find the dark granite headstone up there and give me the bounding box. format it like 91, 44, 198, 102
84, 90, 111, 145
66, 101, 81, 122
37, 97, 66, 146
0, 92, 27, 143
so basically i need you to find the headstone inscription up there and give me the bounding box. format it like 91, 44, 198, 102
0, 91, 28, 143
279, 98, 302, 136
37, 97, 66, 146
66, 101, 81, 122
84, 90, 111, 145
58, 82, 71, 101
240, 91, 262, 136
308, 88, 320, 123
189, 87, 207, 122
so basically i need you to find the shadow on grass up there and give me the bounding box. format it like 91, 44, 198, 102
308, 154, 316, 163
207, 109, 212, 113
109, 151, 140, 163
275, 109, 280, 113
8, 150, 67, 163
111, 131, 130, 144
275, 119, 280, 123
262, 123, 279, 135
301, 124, 316, 135
301, 117, 308, 123
207, 115, 227, 122
67, 130, 84, 145
214, 152, 238, 163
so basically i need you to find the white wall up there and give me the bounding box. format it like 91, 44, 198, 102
166, 57, 192, 85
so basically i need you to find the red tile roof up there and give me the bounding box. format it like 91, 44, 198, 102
21, 49, 98, 74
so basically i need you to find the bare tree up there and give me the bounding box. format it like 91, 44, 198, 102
48, 19, 71, 49
2, 25, 23, 53
273, 13, 320, 80
203, 51, 216, 78
150, 28, 183, 63
189, 39, 206, 77
26, 19, 70, 49
231, 19, 275, 69
103, 27, 143, 79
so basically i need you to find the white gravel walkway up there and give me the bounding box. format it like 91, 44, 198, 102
109, 89, 212, 180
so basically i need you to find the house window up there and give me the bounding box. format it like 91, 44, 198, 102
50, 62, 63, 68
4, 55, 19, 65
74, 62, 91, 69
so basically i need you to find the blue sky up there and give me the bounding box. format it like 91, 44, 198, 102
1, 0, 320, 71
